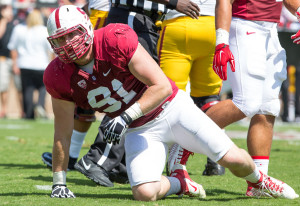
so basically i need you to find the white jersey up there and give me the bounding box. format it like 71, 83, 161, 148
88, 0, 111, 12
165, 0, 215, 20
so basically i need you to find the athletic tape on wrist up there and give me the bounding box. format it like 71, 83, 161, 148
166, 0, 178, 10
124, 102, 143, 122
53, 171, 66, 185
216, 28, 229, 46
296, 7, 300, 22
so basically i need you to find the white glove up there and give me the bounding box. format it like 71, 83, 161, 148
99, 113, 132, 145
51, 184, 76, 198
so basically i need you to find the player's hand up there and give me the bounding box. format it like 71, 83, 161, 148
175, 0, 200, 19
291, 30, 300, 44
213, 43, 235, 80
50, 184, 75, 198
99, 115, 128, 145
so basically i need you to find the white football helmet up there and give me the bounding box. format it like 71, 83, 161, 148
47, 5, 94, 63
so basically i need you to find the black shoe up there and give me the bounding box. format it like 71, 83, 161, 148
42, 152, 53, 168
41, 152, 77, 171
202, 157, 225, 176
109, 169, 129, 184
74, 155, 114, 187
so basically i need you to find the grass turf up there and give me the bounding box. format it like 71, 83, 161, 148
0, 118, 299, 205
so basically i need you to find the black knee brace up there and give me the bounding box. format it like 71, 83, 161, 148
74, 106, 96, 122
191, 95, 220, 112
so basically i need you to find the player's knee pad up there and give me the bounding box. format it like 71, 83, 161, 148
74, 106, 96, 122
191, 95, 220, 112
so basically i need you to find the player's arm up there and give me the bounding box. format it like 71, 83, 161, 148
51, 97, 76, 198
128, 44, 172, 115
283, 0, 300, 14
212, 0, 235, 80
215, 0, 234, 33
151, 0, 200, 19
284, 0, 300, 44
100, 44, 172, 145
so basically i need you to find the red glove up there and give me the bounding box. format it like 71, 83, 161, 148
291, 30, 300, 44
292, 8, 300, 44
213, 43, 235, 80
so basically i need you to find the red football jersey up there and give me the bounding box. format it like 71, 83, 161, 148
232, 0, 282, 23
44, 23, 178, 127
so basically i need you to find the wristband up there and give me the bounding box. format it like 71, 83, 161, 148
53, 171, 66, 185
52, 184, 66, 189
216, 28, 229, 46
296, 7, 300, 22
121, 102, 143, 125
166, 0, 178, 10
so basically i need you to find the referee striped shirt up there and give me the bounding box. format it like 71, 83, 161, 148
112, 0, 168, 14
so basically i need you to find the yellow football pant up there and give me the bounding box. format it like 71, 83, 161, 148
90, 9, 109, 30
157, 16, 222, 97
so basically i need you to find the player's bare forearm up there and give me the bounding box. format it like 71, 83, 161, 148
215, 0, 234, 31
284, 0, 300, 15
52, 138, 69, 172
128, 45, 172, 115
51, 98, 75, 172
151, 0, 200, 19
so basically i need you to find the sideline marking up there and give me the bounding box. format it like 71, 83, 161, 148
35, 185, 52, 191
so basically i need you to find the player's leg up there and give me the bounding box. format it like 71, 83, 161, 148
172, 90, 298, 199
125, 123, 205, 201
190, 36, 224, 175
69, 108, 94, 169
75, 125, 127, 187
125, 130, 170, 201
157, 17, 196, 177
246, 26, 287, 195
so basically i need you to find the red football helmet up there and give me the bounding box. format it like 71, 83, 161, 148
47, 5, 94, 63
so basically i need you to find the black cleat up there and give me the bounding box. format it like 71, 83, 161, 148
41, 152, 77, 171
109, 169, 129, 184
202, 157, 225, 176
74, 155, 114, 187
42, 152, 53, 168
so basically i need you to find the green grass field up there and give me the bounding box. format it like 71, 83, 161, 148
0, 118, 300, 206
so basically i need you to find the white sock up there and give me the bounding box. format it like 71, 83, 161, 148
165, 176, 181, 197
243, 166, 261, 183
252, 156, 269, 174
69, 130, 87, 158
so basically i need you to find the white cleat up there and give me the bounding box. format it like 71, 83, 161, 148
247, 171, 299, 199
170, 164, 206, 199
168, 144, 193, 175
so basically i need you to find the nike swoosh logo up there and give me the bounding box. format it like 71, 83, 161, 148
190, 183, 198, 192
103, 69, 111, 77
185, 178, 198, 192
82, 158, 91, 170
246, 31, 256, 35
